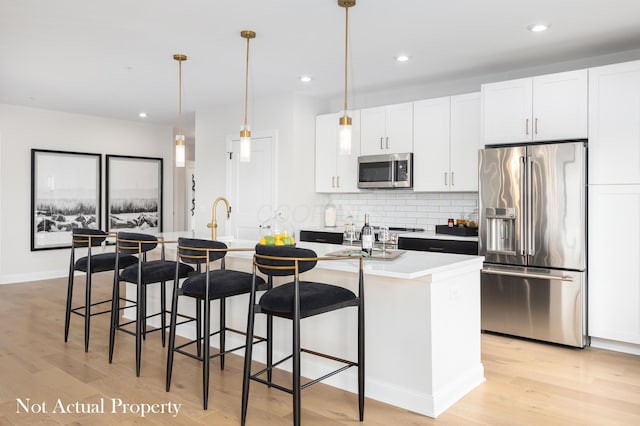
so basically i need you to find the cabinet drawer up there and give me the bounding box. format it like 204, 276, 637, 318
398, 237, 478, 255
299, 230, 343, 245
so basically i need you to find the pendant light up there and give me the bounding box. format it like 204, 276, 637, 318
240, 30, 256, 162
338, 0, 355, 156
173, 53, 187, 168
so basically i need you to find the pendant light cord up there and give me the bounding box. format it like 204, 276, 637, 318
244, 36, 250, 127
343, 3, 349, 114
178, 59, 183, 135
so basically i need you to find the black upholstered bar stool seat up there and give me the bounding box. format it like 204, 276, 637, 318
166, 237, 267, 410
241, 244, 365, 426
65, 228, 137, 352
259, 281, 357, 318
109, 231, 193, 376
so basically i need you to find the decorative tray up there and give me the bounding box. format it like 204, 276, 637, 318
325, 248, 405, 260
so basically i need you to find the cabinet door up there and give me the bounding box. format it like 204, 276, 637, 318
588, 185, 640, 344
533, 69, 587, 141
481, 78, 533, 145
589, 60, 640, 184
360, 106, 387, 155
450, 93, 481, 191
413, 97, 450, 191
385, 102, 414, 153
335, 110, 361, 192
315, 113, 339, 192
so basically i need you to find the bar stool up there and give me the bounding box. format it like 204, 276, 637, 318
65, 228, 137, 352
166, 237, 268, 409
108, 232, 194, 376
241, 245, 365, 426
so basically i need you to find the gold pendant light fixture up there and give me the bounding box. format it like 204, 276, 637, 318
338, 0, 355, 156
173, 53, 187, 168
240, 30, 256, 162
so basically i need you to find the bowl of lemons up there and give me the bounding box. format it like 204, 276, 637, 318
259, 232, 295, 246
258, 211, 296, 246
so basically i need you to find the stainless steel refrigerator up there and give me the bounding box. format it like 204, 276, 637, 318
478, 141, 587, 348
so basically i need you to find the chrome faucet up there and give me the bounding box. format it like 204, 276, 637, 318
207, 196, 231, 240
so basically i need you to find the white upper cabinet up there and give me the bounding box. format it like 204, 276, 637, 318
413, 93, 481, 192
315, 111, 360, 193
589, 60, 640, 184
360, 102, 413, 155
481, 69, 587, 145
450, 93, 482, 191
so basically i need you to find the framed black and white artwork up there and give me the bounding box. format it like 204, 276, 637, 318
30, 149, 102, 251
106, 155, 163, 234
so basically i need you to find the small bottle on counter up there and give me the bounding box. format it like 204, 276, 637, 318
361, 213, 373, 255
448, 218, 454, 228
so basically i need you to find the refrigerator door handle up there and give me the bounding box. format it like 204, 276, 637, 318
527, 155, 534, 256
519, 156, 526, 256
482, 268, 574, 282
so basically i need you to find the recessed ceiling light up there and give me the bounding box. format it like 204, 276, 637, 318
138, 112, 148, 118
300, 75, 312, 83
395, 55, 410, 62
528, 23, 550, 32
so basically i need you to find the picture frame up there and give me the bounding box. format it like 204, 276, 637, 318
106, 155, 163, 234
31, 149, 102, 251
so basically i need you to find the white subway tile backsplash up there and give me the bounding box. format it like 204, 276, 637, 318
328, 191, 478, 228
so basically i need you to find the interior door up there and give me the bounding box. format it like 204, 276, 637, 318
528, 142, 586, 270
227, 134, 276, 241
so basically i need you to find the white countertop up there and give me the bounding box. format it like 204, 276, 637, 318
398, 230, 478, 242
300, 227, 478, 242
159, 232, 483, 281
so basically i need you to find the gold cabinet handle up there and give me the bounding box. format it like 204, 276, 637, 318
525, 118, 529, 135
386, 137, 389, 149
336, 176, 340, 188
444, 172, 448, 186
380, 137, 384, 150
331, 176, 335, 188
535, 117, 538, 134
451, 171, 455, 186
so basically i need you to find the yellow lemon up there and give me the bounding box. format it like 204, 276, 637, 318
259, 237, 267, 245
275, 239, 285, 246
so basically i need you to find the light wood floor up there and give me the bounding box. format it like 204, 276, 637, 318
1, 274, 639, 425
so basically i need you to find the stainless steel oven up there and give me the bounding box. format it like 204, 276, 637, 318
358, 153, 412, 189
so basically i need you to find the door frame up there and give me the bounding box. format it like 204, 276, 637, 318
225, 129, 278, 238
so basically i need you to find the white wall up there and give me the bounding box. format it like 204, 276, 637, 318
0, 104, 173, 284
193, 93, 328, 238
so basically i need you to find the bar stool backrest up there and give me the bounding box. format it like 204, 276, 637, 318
254, 244, 317, 277
117, 232, 158, 254
177, 238, 227, 265
72, 228, 108, 248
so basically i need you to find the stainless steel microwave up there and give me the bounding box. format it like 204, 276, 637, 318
357, 153, 413, 189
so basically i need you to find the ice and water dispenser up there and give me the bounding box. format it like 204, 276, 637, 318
485, 207, 517, 254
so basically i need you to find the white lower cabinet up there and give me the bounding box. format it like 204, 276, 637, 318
315, 112, 360, 193
413, 93, 480, 191
588, 185, 640, 345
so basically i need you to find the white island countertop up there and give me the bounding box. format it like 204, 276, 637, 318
293, 241, 483, 280
160, 233, 483, 281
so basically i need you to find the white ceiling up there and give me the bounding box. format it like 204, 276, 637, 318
2, 0, 640, 129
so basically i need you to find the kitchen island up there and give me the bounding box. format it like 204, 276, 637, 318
132, 236, 485, 418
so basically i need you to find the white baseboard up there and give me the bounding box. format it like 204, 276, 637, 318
590, 337, 640, 356
0, 269, 67, 285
